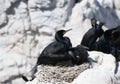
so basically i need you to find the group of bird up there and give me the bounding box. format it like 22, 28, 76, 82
81, 19, 120, 61
22, 18, 120, 82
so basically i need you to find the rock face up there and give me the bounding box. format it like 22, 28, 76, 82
0, 0, 120, 83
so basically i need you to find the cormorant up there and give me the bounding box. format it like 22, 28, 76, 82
22, 29, 73, 81
69, 45, 89, 65
94, 28, 120, 61
37, 29, 72, 65
81, 19, 104, 50
95, 29, 114, 54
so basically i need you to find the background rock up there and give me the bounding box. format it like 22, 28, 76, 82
88, 51, 116, 73
72, 68, 117, 84
0, 0, 120, 83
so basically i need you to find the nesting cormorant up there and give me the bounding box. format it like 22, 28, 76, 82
37, 29, 72, 65
95, 29, 113, 53
22, 29, 73, 81
95, 28, 120, 61
69, 45, 89, 65
81, 19, 104, 50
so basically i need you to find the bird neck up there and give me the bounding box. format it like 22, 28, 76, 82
55, 34, 65, 42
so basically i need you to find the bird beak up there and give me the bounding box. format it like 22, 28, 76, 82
63, 29, 72, 35
66, 28, 72, 32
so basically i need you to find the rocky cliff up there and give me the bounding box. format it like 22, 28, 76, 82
0, 0, 120, 83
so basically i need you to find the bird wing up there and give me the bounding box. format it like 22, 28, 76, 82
40, 41, 68, 59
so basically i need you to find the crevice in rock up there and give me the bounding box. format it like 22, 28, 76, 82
1, 75, 22, 84
38, 0, 57, 11
0, 15, 9, 29
5, 0, 21, 15
63, 0, 76, 27
75, 0, 82, 4
23, 0, 38, 57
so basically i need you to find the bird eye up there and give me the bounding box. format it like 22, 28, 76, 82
76, 56, 80, 59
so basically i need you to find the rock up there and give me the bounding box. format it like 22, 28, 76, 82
88, 51, 116, 73
72, 68, 117, 84
28, 0, 74, 29
0, 48, 27, 83
0, 13, 8, 27
0, 0, 10, 14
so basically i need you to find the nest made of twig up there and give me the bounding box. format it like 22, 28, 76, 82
35, 63, 90, 83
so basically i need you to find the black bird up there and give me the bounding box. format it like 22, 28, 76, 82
95, 29, 117, 54
111, 29, 120, 49
69, 45, 89, 65
22, 29, 73, 81
94, 28, 120, 62
111, 29, 120, 61
81, 19, 104, 50
37, 29, 72, 65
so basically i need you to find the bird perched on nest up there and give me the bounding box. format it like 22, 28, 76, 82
69, 45, 89, 65
37, 29, 73, 65
95, 29, 114, 54
22, 29, 74, 81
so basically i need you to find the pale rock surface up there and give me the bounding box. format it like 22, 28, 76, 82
88, 51, 116, 73
0, 48, 26, 83
72, 69, 117, 84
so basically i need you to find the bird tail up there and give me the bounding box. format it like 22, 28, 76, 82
21, 64, 38, 82
21, 75, 29, 82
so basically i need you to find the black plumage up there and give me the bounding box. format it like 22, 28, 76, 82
37, 29, 72, 65
81, 19, 104, 50
95, 28, 120, 61
95, 29, 114, 54
69, 45, 89, 65
111, 29, 120, 49
111, 28, 120, 61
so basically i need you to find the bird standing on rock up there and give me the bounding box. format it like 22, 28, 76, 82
95, 29, 114, 54
81, 19, 104, 50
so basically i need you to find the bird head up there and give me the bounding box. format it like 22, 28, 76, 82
91, 18, 97, 27
56, 29, 72, 36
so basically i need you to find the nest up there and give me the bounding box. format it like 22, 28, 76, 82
35, 63, 90, 83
